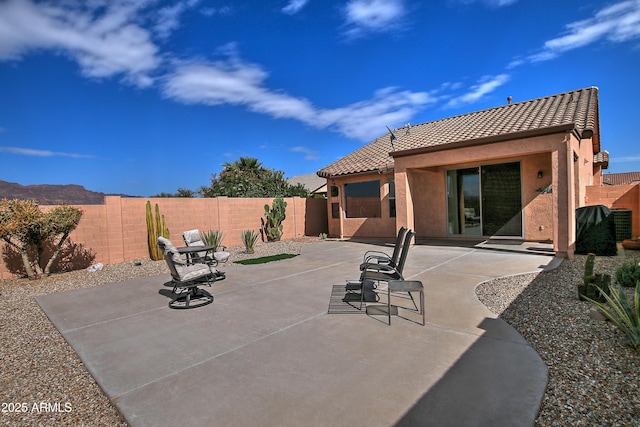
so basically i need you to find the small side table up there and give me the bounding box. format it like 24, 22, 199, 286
387, 280, 425, 326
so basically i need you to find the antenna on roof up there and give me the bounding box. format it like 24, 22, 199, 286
386, 125, 397, 151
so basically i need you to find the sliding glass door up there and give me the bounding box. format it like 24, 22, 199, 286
447, 162, 522, 237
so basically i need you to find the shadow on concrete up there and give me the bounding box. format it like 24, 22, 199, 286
394, 317, 547, 427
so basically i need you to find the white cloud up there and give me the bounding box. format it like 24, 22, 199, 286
155, 1, 201, 39
162, 56, 434, 141
200, 5, 233, 17
610, 155, 640, 162
0, 146, 96, 158
528, 0, 640, 63
0, 0, 160, 87
0, 0, 440, 143
445, 74, 510, 108
290, 146, 319, 161
342, 0, 407, 39
455, 0, 518, 7
317, 87, 434, 140
282, 0, 310, 15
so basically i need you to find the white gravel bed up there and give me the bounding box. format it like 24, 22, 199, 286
476, 252, 640, 426
2, 241, 638, 426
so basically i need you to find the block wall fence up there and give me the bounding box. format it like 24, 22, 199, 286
586, 183, 640, 239
0, 196, 328, 279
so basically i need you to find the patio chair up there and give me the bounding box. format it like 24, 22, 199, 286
158, 236, 220, 309
182, 229, 230, 267
348, 229, 416, 310
359, 226, 408, 271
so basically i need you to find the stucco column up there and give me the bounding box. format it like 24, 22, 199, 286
394, 167, 415, 233
552, 135, 575, 258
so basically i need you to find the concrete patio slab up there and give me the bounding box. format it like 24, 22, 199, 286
36, 241, 556, 426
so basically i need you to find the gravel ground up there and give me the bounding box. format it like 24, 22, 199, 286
1, 240, 639, 426
477, 251, 640, 426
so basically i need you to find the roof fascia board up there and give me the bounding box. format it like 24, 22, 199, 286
318, 167, 394, 180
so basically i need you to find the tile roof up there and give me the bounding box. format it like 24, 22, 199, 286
318, 87, 601, 178
603, 172, 640, 186
594, 150, 609, 169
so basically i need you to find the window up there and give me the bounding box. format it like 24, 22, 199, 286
388, 179, 396, 218
344, 180, 381, 218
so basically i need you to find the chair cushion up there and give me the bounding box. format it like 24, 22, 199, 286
176, 263, 212, 282
214, 251, 230, 262
158, 236, 186, 266
183, 229, 204, 246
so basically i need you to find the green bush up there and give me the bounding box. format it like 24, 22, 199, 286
616, 260, 640, 287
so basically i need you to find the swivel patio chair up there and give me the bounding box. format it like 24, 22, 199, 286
158, 236, 220, 309
182, 229, 230, 267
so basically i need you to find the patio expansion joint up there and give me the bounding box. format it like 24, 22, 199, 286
405, 249, 477, 279
215, 255, 364, 297
59, 305, 167, 334
111, 310, 327, 402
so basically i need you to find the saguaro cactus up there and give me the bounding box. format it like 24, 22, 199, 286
146, 201, 170, 260
263, 198, 287, 242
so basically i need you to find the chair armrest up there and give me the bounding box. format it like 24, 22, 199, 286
361, 263, 395, 273
361, 265, 404, 281
363, 251, 392, 264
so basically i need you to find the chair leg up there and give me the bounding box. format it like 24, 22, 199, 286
420, 290, 425, 326
388, 287, 391, 325
407, 291, 419, 311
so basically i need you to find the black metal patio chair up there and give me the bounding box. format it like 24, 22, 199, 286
347, 229, 416, 310
358, 226, 408, 272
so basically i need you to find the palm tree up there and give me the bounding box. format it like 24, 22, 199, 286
222, 156, 263, 173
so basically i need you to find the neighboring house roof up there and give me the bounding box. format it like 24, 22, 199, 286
603, 172, 640, 186
287, 173, 327, 194
318, 87, 601, 178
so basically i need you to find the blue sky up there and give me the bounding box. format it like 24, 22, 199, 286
0, 0, 639, 197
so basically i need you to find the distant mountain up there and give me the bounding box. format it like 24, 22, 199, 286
0, 180, 136, 205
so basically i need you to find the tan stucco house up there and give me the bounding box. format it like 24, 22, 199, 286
317, 87, 609, 258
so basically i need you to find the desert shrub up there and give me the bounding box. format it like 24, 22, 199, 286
586, 282, 640, 352
201, 230, 224, 250
241, 230, 259, 253
0, 199, 83, 278
616, 260, 640, 287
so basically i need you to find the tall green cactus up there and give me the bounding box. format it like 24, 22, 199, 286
146, 201, 170, 260
263, 198, 287, 242
578, 253, 610, 302
579, 253, 596, 300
